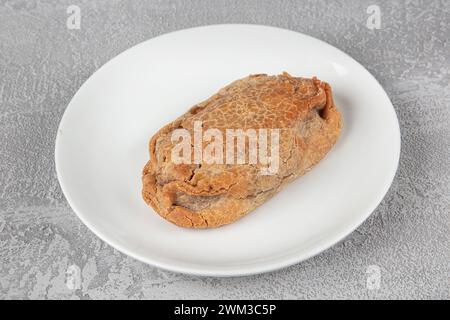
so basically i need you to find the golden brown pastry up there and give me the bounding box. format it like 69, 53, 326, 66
142, 73, 342, 228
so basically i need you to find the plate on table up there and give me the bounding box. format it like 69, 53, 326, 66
55, 24, 400, 276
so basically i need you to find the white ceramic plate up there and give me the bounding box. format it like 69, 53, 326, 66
55, 24, 400, 276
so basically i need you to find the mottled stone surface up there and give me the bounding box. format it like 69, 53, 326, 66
0, 0, 449, 299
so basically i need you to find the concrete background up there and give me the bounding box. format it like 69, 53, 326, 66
0, 0, 449, 299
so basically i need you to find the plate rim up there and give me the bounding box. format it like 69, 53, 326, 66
55, 23, 401, 277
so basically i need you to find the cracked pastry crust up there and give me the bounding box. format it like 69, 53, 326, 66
142, 73, 342, 228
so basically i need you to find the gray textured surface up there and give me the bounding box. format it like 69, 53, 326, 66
0, 0, 449, 300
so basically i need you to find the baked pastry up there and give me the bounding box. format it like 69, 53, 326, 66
142, 73, 342, 228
